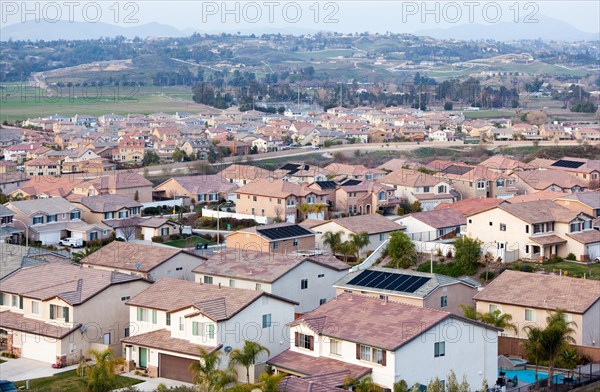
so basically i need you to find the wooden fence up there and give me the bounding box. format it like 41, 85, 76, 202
499, 336, 600, 362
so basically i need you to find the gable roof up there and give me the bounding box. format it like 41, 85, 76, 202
75, 194, 142, 212
434, 197, 503, 216
126, 278, 295, 321
219, 164, 275, 182
6, 197, 79, 215
554, 191, 600, 209
380, 169, 442, 187
193, 250, 349, 283
496, 200, 582, 224
156, 175, 237, 195
516, 170, 587, 190
0, 263, 145, 305
400, 208, 466, 229
236, 222, 315, 241
479, 156, 535, 171
236, 179, 328, 198
316, 214, 403, 235
473, 270, 600, 314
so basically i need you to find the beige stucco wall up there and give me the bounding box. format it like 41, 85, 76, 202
225, 232, 315, 253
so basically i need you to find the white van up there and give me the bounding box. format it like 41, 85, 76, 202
59, 237, 83, 248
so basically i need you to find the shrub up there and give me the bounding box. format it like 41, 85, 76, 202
566, 253, 577, 261
169, 234, 181, 240
519, 264, 534, 273
454, 236, 482, 275
1, 352, 17, 358
151, 236, 164, 243
446, 250, 453, 258
544, 256, 563, 265
479, 271, 495, 281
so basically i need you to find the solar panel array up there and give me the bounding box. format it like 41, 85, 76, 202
442, 165, 472, 176
257, 225, 313, 240
551, 159, 584, 169
340, 179, 361, 186
347, 270, 431, 293
315, 181, 338, 189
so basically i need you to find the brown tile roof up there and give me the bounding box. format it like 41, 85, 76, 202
434, 197, 504, 216
193, 250, 349, 283
80, 241, 193, 273
121, 328, 218, 357
75, 194, 142, 212
82, 172, 153, 191
322, 214, 404, 235
507, 191, 566, 204
554, 191, 600, 209
324, 163, 385, 177
236, 222, 315, 240
12, 176, 84, 198
0, 310, 81, 339
473, 270, 600, 314
495, 200, 581, 224
529, 234, 567, 245
401, 208, 466, 229
479, 156, 535, 171
219, 164, 275, 182
0, 263, 144, 305
376, 159, 418, 171
278, 376, 347, 392
516, 170, 588, 191
291, 293, 453, 351
156, 175, 238, 195
268, 349, 371, 379
236, 179, 328, 198
380, 169, 441, 187
127, 278, 295, 320
135, 217, 179, 229
566, 230, 600, 245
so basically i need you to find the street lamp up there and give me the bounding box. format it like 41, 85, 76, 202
216, 201, 233, 247
12, 218, 29, 248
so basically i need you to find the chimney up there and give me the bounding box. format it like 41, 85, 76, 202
218, 282, 221, 289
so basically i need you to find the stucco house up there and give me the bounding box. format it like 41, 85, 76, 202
225, 222, 316, 254
153, 175, 238, 204
380, 169, 454, 211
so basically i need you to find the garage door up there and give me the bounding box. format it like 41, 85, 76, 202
38, 231, 61, 245
588, 243, 600, 260
20, 333, 57, 363
159, 353, 196, 383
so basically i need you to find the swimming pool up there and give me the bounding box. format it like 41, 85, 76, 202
500, 369, 564, 385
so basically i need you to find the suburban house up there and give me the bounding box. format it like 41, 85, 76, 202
0, 263, 150, 364
225, 222, 316, 254
274, 163, 330, 183
479, 156, 535, 174
235, 179, 329, 223
515, 169, 588, 194
112, 136, 145, 163
441, 166, 519, 200
24, 157, 61, 177
80, 241, 206, 281
122, 278, 296, 382
72, 173, 153, 203
333, 267, 480, 316
180, 138, 212, 160
538, 157, 599, 184
193, 250, 350, 313
5, 198, 112, 245
0, 204, 23, 243
219, 164, 275, 186
473, 270, 600, 346
309, 214, 404, 257
324, 163, 386, 182
464, 200, 600, 261
554, 191, 600, 218
153, 175, 238, 204
334, 181, 399, 216
268, 293, 499, 390
380, 169, 454, 211
73, 194, 142, 224
394, 208, 466, 241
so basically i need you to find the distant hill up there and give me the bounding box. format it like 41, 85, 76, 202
416, 15, 599, 42
1, 20, 187, 41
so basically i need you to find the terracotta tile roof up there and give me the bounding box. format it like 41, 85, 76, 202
516, 170, 588, 190
320, 214, 403, 235
566, 230, 600, 245
121, 328, 218, 357
434, 197, 504, 216
193, 250, 349, 283
376, 159, 418, 171
400, 208, 466, 229
497, 200, 581, 224
474, 270, 600, 314
380, 169, 441, 187
82, 173, 153, 191
268, 349, 371, 379
12, 176, 84, 198
0, 310, 81, 339
291, 293, 451, 350
324, 164, 385, 177
507, 191, 566, 203
135, 217, 179, 229
6, 197, 79, 216
80, 241, 193, 273
127, 278, 294, 320
0, 263, 144, 305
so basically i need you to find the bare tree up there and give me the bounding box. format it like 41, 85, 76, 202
119, 218, 137, 242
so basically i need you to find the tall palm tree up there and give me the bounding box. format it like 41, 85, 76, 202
478, 309, 518, 334
311, 203, 327, 219
77, 349, 126, 392
322, 231, 343, 255
349, 232, 370, 261
298, 203, 313, 221
523, 325, 544, 389
189, 347, 236, 392
338, 241, 355, 263
228, 341, 271, 384
542, 310, 577, 386
260, 372, 285, 392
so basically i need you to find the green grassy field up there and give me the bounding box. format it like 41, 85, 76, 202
13, 370, 143, 392
516, 261, 600, 280
164, 236, 213, 248
463, 110, 515, 119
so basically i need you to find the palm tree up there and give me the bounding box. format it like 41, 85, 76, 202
228, 341, 271, 384
523, 325, 544, 389
542, 310, 577, 386
478, 309, 518, 334
349, 232, 370, 261
343, 376, 382, 392
298, 203, 313, 221
189, 347, 236, 392
322, 231, 343, 255
312, 203, 327, 219
77, 349, 126, 392
338, 241, 355, 263
260, 372, 285, 392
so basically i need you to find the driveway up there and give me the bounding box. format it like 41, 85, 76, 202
0, 357, 78, 381
116, 373, 194, 391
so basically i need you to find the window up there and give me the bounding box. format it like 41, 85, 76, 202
31, 301, 40, 315
262, 314, 272, 328
423, 186, 430, 193
525, 225, 529, 233
192, 321, 200, 336
319, 298, 327, 305
255, 283, 262, 291
203, 276, 213, 284
359, 344, 371, 362
440, 296, 448, 308
47, 214, 58, 223
277, 199, 282, 205
11, 295, 18, 308
70, 211, 80, 220
236, 194, 240, 200
179, 317, 184, 331
152, 310, 157, 324
378, 191, 385, 201
121, 296, 130, 301
207, 324, 215, 339
533, 224, 542, 234
104, 212, 114, 219
301, 279, 308, 290
293, 239, 298, 247
489, 222, 493, 226
229, 279, 236, 288
500, 223, 506, 231
208, 194, 218, 202
253, 196, 257, 202
468, 219, 472, 224
434, 342, 445, 357
161, 227, 170, 236
379, 233, 384, 241
438, 185, 447, 193
166, 314, 171, 326
525, 309, 535, 322
489, 304, 498, 312
496, 179, 505, 188
372, 348, 384, 365
272, 241, 279, 250
118, 211, 129, 219
330, 339, 341, 355
477, 180, 486, 190
124, 327, 130, 338
33, 216, 44, 225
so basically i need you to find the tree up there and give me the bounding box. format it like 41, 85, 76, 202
77, 349, 126, 392
523, 325, 544, 388
458, 374, 469, 392
444, 101, 453, 110
172, 148, 186, 162
338, 241, 355, 263
349, 232, 370, 261
393, 380, 408, 392
323, 231, 343, 255
133, 190, 139, 202
142, 150, 160, 166
453, 236, 481, 275
459, 305, 479, 321
541, 310, 577, 386
446, 370, 459, 392
426, 377, 444, 392
228, 340, 270, 384
119, 218, 137, 242
386, 231, 417, 268
189, 347, 236, 392
410, 201, 422, 212
343, 376, 382, 392
260, 372, 284, 392
478, 309, 517, 334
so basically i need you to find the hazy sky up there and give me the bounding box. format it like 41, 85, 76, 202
2, 1, 599, 34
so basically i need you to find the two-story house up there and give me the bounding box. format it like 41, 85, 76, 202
153, 175, 238, 204
73, 194, 142, 224
515, 169, 588, 194
0, 204, 23, 243
380, 169, 453, 211
554, 192, 600, 218
225, 222, 316, 254
219, 164, 276, 187
441, 165, 518, 200
474, 270, 600, 346
267, 293, 498, 390
72, 173, 154, 203
324, 164, 386, 182
394, 208, 466, 241
334, 181, 399, 216
5, 198, 112, 245
80, 241, 206, 281
0, 263, 150, 364
465, 200, 599, 261
122, 278, 296, 383
193, 249, 350, 314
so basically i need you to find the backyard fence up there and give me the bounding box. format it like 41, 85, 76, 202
499, 336, 600, 363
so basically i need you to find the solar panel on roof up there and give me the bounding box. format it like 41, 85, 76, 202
347, 270, 431, 293
315, 181, 338, 190
551, 160, 585, 169
442, 165, 472, 176
257, 225, 313, 240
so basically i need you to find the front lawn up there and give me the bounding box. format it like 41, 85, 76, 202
164, 235, 213, 248
515, 261, 600, 280
14, 369, 142, 392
